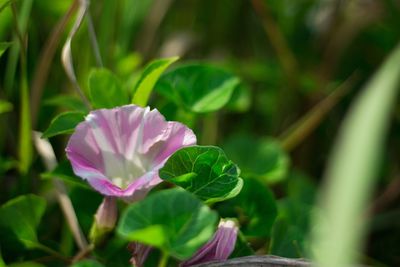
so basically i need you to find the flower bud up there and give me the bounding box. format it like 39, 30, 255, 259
90, 197, 117, 245
95, 197, 117, 229
180, 219, 238, 267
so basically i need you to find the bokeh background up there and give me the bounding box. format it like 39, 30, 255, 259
1, 0, 400, 266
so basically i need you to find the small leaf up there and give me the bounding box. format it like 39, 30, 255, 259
270, 216, 307, 258
270, 199, 313, 257
0, 195, 46, 248
41, 160, 90, 189
117, 188, 218, 260
270, 172, 316, 257
42, 111, 85, 138
0, 100, 12, 114
216, 178, 278, 237
223, 135, 289, 183
70, 260, 105, 267
156, 63, 240, 113
226, 83, 251, 112
89, 68, 129, 109
132, 56, 178, 106
44, 95, 88, 112
159, 146, 243, 203
0, 42, 11, 58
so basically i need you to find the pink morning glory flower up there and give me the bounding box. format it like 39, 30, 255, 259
180, 219, 238, 267
66, 105, 196, 202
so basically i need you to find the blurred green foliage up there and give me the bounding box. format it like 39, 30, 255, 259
0, 0, 399, 266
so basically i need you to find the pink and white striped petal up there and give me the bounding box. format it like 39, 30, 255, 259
180, 219, 238, 267
66, 105, 196, 201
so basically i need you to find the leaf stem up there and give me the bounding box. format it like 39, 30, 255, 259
32, 132, 89, 251
201, 113, 218, 145
158, 251, 169, 267
279, 72, 359, 151
71, 243, 95, 263
35, 243, 70, 263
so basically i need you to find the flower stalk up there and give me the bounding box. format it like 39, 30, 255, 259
89, 197, 117, 245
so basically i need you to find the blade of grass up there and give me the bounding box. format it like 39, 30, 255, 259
86, 11, 103, 67
4, 0, 32, 95
32, 132, 88, 251
30, 0, 79, 128
61, 0, 91, 109
310, 43, 400, 266
136, 0, 174, 58
0, 41, 11, 57
250, 0, 298, 84
0, 0, 13, 13
98, 0, 117, 65
10, 2, 32, 176
279, 72, 358, 151
118, 0, 154, 55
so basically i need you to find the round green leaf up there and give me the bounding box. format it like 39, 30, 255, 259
216, 178, 278, 237
0, 195, 46, 248
223, 135, 289, 183
159, 146, 243, 204
117, 188, 218, 260
156, 63, 240, 113
270, 172, 316, 257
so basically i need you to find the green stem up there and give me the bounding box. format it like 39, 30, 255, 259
35, 243, 70, 263
11, 2, 33, 181
279, 72, 358, 151
201, 113, 218, 145
158, 251, 169, 267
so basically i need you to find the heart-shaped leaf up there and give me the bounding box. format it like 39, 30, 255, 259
132, 57, 178, 106
42, 111, 85, 138
0, 195, 46, 248
216, 178, 277, 237
223, 135, 289, 183
270, 172, 316, 257
89, 68, 128, 108
156, 63, 240, 113
159, 146, 243, 203
117, 188, 218, 260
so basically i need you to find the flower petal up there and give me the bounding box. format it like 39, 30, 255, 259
180, 219, 238, 267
